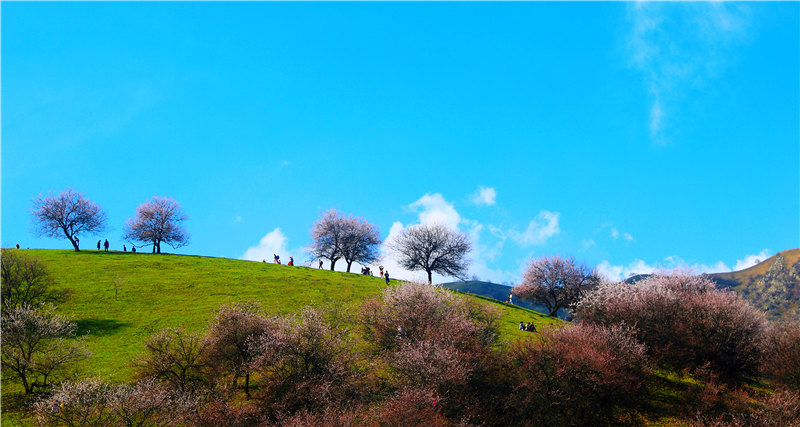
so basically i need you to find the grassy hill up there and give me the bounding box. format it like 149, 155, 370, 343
440, 280, 570, 319
709, 249, 800, 320
1, 249, 558, 424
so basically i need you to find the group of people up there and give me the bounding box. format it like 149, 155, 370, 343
88, 239, 136, 253
519, 321, 537, 332
272, 256, 391, 285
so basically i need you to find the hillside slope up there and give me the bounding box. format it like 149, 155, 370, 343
440, 280, 570, 319
3, 250, 558, 382
709, 249, 800, 320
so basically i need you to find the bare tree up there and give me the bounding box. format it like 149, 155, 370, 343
31, 188, 107, 251
308, 210, 345, 271
512, 255, 600, 317
123, 196, 189, 254
1, 304, 90, 394
1, 251, 56, 317
389, 223, 472, 285
340, 216, 382, 273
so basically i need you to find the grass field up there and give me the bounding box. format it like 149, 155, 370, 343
1, 249, 558, 425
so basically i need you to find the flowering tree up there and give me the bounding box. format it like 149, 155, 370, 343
309, 210, 346, 270
31, 188, 107, 251
249, 305, 361, 416
504, 323, 650, 425
574, 273, 768, 379
511, 255, 600, 317
309, 209, 381, 272
1, 305, 90, 394
204, 302, 270, 398
389, 224, 472, 285
339, 216, 382, 273
123, 196, 189, 254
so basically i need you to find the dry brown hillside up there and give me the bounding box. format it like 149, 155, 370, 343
710, 249, 800, 320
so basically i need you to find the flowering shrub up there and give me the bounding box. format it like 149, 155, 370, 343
360, 281, 499, 352
504, 323, 650, 425
360, 282, 501, 422
203, 301, 271, 397
575, 273, 768, 379
763, 320, 800, 390
249, 305, 362, 417
33, 379, 197, 426
1, 304, 90, 394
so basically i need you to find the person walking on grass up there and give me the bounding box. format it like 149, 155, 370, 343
104, 239, 109, 252
318, 259, 324, 269
97, 240, 101, 251
384, 270, 390, 285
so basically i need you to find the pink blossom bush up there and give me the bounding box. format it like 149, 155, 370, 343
574, 273, 768, 379
504, 323, 650, 425
203, 301, 271, 397
33, 379, 197, 426
764, 320, 800, 390
360, 282, 501, 422
248, 305, 363, 418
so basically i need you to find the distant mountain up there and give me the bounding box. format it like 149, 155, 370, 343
708, 249, 800, 320
440, 280, 570, 320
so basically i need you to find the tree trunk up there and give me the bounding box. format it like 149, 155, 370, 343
330, 259, 337, 271
244, 373, 251, 399
346, 260, 353, 273
64, 229, 79, 252
427, 270, 433, 285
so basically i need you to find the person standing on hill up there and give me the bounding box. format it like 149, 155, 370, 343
16, 243, 20, 249
104, 239, 109, 252
97, 240, 101, 251
274, 254, 281, 264
123, 245, 127, 252
384, 270, 390, 285
288, 256, 294, 266
318, 259, 323, 269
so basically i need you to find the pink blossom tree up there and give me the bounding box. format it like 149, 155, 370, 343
203, 302, 271, 398
574, 272, 768, 379
1, 304, 90, 394
31, 188, 107, 251
309, 209, 382, 272
123, 196, 189, 254
511, 255, 600, 317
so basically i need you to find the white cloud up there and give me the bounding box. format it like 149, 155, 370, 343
408, 193, 461, 229
509, 210, 560, 247
609, 226, 634, 242
234, 216, 243, 223
469, 186, 497, 206
241, 228, 291, 262
582, 238, 596, 250
627, 2, 751, 143
597, 259, 658, 282
733, 249, 772, 271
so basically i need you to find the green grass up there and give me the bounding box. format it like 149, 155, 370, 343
2, 249, 558, 425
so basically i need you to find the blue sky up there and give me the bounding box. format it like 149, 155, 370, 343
2, 2, 798, 284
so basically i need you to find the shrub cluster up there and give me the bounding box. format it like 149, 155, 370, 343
575, 273, 768, 379
36, 277, 795, 426
763, 320, 800, 390
504, 323, 650, 425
